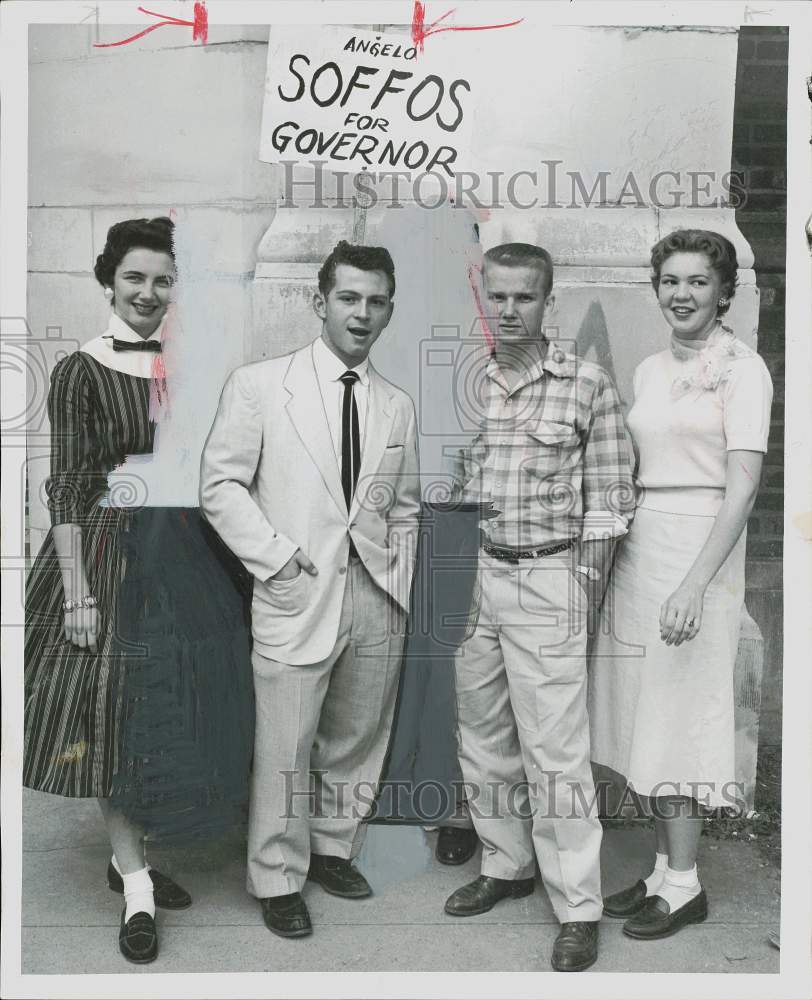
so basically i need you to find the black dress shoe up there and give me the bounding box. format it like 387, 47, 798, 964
107, 862, 192, 910
444, 875, 535, 916
119, 909, 158, 964
551, 921, 599, 972
307, 854, 372, 899
603, 879, 649, 918
260, 892, 313, 938
623, 889, 708, 940
436, 826, 479, 866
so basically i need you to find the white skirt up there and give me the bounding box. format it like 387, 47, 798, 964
588, 506, 746, 807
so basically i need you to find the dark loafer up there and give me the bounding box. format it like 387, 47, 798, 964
107, 862, 192, 910
444, 875, 534, 916
436, 826, 479, 866
551, 921, 599, 972
260, 892, 312, 938
623, 889, 708, 940
119, 909, 158, 964
307, 854, 372, 899
603, 879, 649, 918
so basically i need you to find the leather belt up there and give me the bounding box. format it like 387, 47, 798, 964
480, 534, 574, 564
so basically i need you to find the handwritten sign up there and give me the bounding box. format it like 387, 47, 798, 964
260, 26, 474, 176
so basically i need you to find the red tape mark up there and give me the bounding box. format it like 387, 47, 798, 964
467, 262, 494, 353
411, 1, 523, 53
93, 1, 207, 48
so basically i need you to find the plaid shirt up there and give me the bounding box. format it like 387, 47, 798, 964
457, 343, 636, 549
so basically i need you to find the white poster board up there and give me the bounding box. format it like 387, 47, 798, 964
260, 26, 474, 176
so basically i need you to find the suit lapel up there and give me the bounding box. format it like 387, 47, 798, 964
351, 365, 395, 519
283, 345, 346, 516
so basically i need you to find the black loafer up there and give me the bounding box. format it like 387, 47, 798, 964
551, 921, 599, 972
603, 879, 649, 918
308, 854, 372, 899
444, 875, 534, 916
260, 892, 312, 938
436, 826, 479, 866
119, 909, 158, 964
107, 862, 192, 910
623, 889, 708, 940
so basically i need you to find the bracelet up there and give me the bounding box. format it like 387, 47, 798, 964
62, 595, 98, 613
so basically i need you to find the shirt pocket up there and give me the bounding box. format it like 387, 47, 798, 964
522, 420, 582, 480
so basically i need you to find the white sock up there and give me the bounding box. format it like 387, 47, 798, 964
121, 866, 155, 921
642, 852, 668, 895
658, 864, 701, 912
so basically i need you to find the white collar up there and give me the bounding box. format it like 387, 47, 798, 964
312, 334, 370, 386
80, 311, 166, 378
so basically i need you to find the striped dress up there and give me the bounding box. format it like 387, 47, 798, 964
24, 351, 254, 838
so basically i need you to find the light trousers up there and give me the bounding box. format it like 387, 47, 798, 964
247, 559, 405, 898
454, 552, 603, 923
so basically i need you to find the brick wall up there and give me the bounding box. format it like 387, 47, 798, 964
731, 26, 787, 744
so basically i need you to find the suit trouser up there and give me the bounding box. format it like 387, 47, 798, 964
453, 552, 603, 923
247, 558, 405, 898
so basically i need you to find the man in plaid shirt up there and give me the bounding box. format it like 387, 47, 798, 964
443, 243, 635, 973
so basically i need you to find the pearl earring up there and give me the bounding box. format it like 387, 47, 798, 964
104, 287, 114, 299
718, 298, 727, 307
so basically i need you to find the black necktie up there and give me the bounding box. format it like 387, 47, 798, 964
340, 370, 361, 511
110, 338, 162, 353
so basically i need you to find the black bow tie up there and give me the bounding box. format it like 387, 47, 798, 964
110, 338, 162, 353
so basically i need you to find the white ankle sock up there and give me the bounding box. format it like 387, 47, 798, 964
658, 864, 701, 912
121, 866, 155, 921
643, 852, 668, 895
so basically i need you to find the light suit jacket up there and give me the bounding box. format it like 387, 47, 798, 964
200, 341, 420, 664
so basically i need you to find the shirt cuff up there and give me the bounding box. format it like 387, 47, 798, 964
580, 510, 629, 542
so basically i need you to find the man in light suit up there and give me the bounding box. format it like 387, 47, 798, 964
200, 241, 420, 938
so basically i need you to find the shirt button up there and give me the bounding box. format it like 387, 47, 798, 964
338, 566, 347, 575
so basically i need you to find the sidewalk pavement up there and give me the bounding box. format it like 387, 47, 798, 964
21, 788, 780, 975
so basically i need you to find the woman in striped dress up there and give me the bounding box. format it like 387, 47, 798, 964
24, 217, 254, 964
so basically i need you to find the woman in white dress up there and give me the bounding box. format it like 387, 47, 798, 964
588, 229, 773, 940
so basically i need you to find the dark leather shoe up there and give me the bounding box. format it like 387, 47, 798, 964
551, 921, 599, 972
444, 875, 534, 916
308, 854, 372, 899
436, 826, 479, 866
623, 889, 708, 940
603, 879, 648, 918
119, 909, 158, 964
107, 862, 192, 910
260, 893, 312, 938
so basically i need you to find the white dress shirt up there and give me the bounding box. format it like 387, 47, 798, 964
311, 335, 370, 469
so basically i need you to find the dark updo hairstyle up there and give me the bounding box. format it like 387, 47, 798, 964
317, 240, 396, 298
93, 216, 175, 293
650, 228, 738, 316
